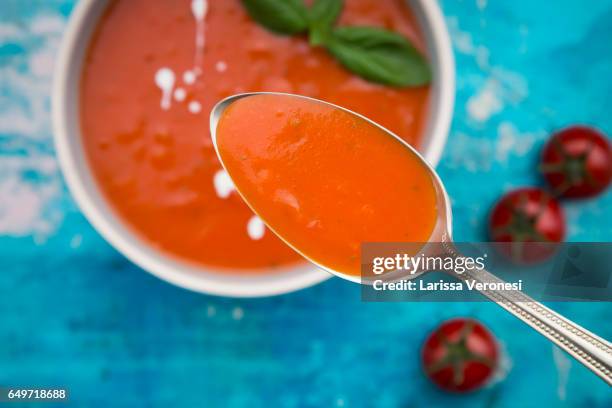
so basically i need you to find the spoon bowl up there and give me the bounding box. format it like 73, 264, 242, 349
210, 92, 453, 284
211, 92, 612, 384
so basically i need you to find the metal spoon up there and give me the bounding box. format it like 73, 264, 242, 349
210, 92, 612, 384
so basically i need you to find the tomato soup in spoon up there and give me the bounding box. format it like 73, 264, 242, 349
215, 94, 438, 276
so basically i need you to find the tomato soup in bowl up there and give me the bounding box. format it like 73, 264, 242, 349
53, 0, 454, 296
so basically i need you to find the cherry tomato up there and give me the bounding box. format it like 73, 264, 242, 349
540, 126, 612, 199
422, 318, 499, 392
489, 187, 565, 263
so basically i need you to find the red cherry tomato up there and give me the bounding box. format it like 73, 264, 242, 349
489, 187, 565, 263
540, 126, 612, 199
422, 318, 499, 392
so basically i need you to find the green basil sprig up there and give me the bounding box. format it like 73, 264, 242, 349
240, 0, 430, 87
308, 0, 343, 46
327, 26, 431, 86
241, 0, 309, 34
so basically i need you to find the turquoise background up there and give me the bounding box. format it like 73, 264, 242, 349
0, 0, 611, 406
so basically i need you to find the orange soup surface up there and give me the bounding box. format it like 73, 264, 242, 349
216, 94, 438, 276
81, 0, 431, 272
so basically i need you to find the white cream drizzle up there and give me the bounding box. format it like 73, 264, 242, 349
188, 100, 202, 114
154, 67, 175, 110
173, 87, 186, 102
215, 60, 227, 73
153, 2, 262, 243
191, 0, 208, 75
247, 215, 265, 240
183, 70, 196, 85
213, 169, 235, 199
155, 1, 208, 112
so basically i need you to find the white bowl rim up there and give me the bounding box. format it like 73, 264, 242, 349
52, 0, 455, 298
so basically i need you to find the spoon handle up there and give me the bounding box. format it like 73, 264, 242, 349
460, 266, 612, 385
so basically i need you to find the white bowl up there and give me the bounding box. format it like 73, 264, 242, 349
52, 0, 455, 297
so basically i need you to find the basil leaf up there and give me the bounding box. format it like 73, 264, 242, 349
242, 0, 309, 35
308, 0, 343, 46
327, 26, 431, 87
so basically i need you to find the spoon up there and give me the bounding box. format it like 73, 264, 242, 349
210, 92, 612, 384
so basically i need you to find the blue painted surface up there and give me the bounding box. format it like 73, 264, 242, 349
0, 0, 611, 406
